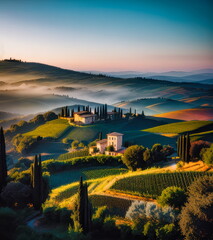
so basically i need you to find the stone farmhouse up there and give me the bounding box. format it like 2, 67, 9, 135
89, 132, 126, 156
74, 111, 97, 125
59, 104, 123, 125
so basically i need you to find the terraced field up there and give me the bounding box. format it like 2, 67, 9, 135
110, 171, 213, 198
49, 167, 128, 189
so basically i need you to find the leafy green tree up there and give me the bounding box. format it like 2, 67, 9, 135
122, 145, 145, 171
201, 144, 213, 167
151, 143, 164, 162
156, 223, 181, 240
179, 176, 213, 240
0, 127, 7, 192
106, 145, 115, 152
143, 148, 152, 162
143, 221, 157, 240
157, 186, 187, 209
72, 140, 80, 149
43, 111, 57, 121
190, 140, 211, 160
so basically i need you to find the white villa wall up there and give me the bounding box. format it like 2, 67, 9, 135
97, 142, 107, 153
107, 135, 122, 151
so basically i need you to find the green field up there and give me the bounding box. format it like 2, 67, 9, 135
90, 195, 132, 217
143, 120, 213, 134
56, 149, 89, 160
24, 119, 70, 139
190, 130, 213, 142
111, 171, 213, 198
49, 167, 128, 189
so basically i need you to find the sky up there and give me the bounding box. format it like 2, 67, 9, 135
0, 0, 212, 72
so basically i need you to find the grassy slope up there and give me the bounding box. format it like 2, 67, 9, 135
49, 167, 128, 189
143, 120, 213, 134
24, 119, 70, 138
22, 117, 177, 148
154, 107, 213, 121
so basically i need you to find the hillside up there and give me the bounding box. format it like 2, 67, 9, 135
114, 98, 194, 115
20, 117, 178, 159
154, 107, 213, 121
0, 61, 212, 115
143, 120, 213, 135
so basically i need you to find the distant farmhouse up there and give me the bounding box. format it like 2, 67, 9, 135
74, 111, 97, 125
59, 104, 123, 125
89, 132, 126, 156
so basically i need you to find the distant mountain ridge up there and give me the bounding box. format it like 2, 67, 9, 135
0, 60, 212, 115
87, 69, 213, 83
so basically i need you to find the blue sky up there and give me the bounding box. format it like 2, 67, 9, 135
0, 0, 212, 71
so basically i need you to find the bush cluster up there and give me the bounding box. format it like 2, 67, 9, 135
42, 155, 123, 174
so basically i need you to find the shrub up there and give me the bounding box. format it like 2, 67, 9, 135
0, 207, 18, 240
156, 223, 181, 240
122, 145, 145, 171
176, 161, 184, 169
179, 176, 213, 240
143, 221, 157, 240
157, 186, 187, 209
1, 182, 32, 208
201, 144, 213, 167
43, 206, 72, 224
126, 201, 177, 223
106, 145, 115, 152
72, 140, 80, 149
12, 134, 37, 153
42, 155, 123, 173
151, 143, 164, 162
190, 140, 211, 159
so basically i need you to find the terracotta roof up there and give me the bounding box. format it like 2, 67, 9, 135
80, 114, 97, 118
96, 139, 107, 144
107, 132, 124, 136
74, 111, 90, 115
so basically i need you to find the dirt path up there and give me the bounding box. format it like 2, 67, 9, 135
95, 190, 156, 202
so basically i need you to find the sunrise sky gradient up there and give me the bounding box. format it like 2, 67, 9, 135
0, 0, 212, 71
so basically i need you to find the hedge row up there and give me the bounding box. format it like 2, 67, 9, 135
42, 155, 123, 173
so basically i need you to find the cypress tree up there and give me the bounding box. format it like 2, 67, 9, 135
31, 154, 42, 211
78, 105, 80, 112
83, 106, 85, 111
120, 109, 123, 118
74, 177, 92, 233
141, 110, 145, 118
61, 108, 64, 117
130, 107, 132, 114
185, 133, 191, 163
0, 127, 7, 192
99, 132, 103, 140
181, 135, 186, 162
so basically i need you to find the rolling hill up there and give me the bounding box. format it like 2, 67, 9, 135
143, 120, 213, 135
0, 60, 212, 115
154, 108, 213, 121
114, 98, 194, 115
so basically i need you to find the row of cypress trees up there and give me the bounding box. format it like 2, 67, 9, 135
177, 133, 191, 163
60, 106, 74, 118
60, 104, 124, 120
